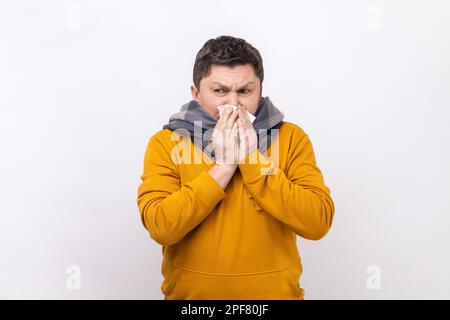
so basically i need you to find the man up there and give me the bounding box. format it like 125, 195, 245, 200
137, 35, 335, 300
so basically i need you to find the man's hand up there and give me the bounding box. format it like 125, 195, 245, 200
209, 107, 239, 190
236, 105, 258, 162
211, 107, 239, 167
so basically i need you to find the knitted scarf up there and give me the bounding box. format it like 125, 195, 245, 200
162, 96, 284, 161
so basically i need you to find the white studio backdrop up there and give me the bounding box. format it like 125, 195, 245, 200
1, 0, 449, 299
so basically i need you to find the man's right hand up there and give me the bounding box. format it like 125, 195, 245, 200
211, 107, 239, 167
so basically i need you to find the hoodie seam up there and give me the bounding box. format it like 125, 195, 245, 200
168, 259, 300, 277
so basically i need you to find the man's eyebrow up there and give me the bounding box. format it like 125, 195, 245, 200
211, 81, 255, 89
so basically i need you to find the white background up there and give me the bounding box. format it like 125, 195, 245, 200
1, 0, 449, 299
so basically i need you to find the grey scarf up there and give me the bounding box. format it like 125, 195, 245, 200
162, 96, 284, 161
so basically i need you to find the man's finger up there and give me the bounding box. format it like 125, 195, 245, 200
237, 117, 246, 144
217, 107, 233, 129
237, 105, 251, 129
226, 109, 238, 130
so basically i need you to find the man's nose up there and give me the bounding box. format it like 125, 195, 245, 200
227, 92, 240, 107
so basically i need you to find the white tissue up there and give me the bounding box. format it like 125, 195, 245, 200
217, 104, 256, 123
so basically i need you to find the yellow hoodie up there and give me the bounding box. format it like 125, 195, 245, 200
137, 121, 334, 300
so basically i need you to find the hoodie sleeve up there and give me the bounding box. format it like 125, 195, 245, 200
238, 127, 335, 240
137, 132, 226, 246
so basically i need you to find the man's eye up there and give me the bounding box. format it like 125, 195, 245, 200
240, 89, 250, 94
214, 89, 225, 93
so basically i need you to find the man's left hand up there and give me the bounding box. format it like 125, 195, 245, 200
236, 105, 258, 162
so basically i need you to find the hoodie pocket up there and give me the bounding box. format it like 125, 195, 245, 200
161, 266, 182, 297
282, 261, 304, 299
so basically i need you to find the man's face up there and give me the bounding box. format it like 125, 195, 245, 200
190, 64, 262, 120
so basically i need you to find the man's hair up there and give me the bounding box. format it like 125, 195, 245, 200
193, 35, 264, 91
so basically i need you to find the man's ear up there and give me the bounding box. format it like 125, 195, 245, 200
190, 85, 199, 100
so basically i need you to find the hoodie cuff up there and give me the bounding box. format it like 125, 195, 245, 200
193, 171, 227, 201
238, 148, 280, 185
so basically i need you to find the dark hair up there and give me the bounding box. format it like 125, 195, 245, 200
193, 35, 264, 91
